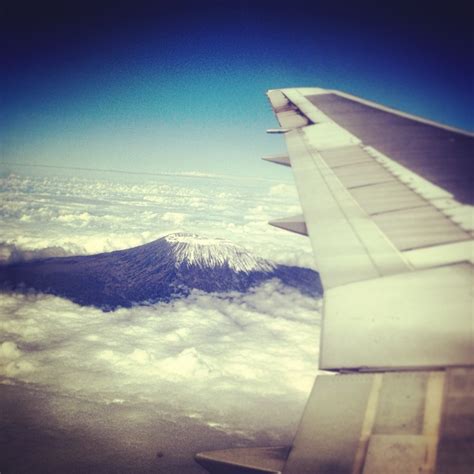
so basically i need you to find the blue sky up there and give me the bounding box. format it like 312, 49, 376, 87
1, 0, 472, 178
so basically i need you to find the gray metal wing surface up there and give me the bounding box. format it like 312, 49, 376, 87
195, 87, 473, 474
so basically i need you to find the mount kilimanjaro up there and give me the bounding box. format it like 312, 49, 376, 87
0, 233, 321, 310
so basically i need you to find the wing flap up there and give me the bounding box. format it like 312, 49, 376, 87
329, 159, 397, 188
349, 181, 428, 215
283, 369, 474, 474
372, 205, 470, 251
318, 145, 373, 167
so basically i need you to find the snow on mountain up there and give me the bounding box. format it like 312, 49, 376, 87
0, 233, 321, 310
164, 233, 276, 273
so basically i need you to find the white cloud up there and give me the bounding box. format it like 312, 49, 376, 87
0, 171, 315, 266
162, 211, 186, 224
0, 341, 21, 359
269, 183, 297, 197
0, 341, 35, 376
54, 211, 93, 225
0, 283, 320, 429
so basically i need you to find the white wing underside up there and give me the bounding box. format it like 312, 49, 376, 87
196, 87, 474, 474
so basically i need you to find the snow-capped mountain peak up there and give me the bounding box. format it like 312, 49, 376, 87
164, 233, 275, 273
1, 232, 321, 310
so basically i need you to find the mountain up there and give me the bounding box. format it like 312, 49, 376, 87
0, 233, 321, 311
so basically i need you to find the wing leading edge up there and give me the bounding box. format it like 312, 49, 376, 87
195, 87, 473, 473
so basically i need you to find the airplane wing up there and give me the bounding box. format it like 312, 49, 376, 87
195, 87, 474, 473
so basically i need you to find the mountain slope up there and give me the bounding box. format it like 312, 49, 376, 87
0, 233, 321, 310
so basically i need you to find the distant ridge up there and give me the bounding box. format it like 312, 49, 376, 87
0, 233, 321, 311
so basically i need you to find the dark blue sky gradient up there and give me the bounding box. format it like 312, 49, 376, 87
1, 0, 473, 176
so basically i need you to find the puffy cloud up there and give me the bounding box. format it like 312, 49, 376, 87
162, 211, 186, 224
0, 283, 320, 429
0, 341, 21, 359
0, 341, 34, 376
54, 211, 93, 225
269, 183, 297, 197
0, 242, 80, 263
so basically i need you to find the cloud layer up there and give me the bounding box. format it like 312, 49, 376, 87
1, 283, 320, 423
0, 169, 320, 472
0, 171, 315, 267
